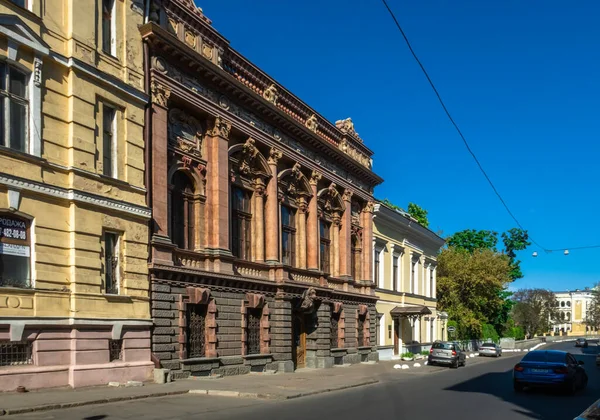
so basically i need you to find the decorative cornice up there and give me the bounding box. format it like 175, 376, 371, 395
0, 173, 151, 219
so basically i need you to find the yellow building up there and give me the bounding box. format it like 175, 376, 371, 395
0, 0, 152, 390
373, 202, 446, 359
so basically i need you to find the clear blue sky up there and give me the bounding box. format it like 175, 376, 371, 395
196, 0, 600, 291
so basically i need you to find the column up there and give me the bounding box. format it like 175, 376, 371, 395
339, 190, 352, 277
389, 244, 395, 291
432, 266, 437, 299
265, 148, 282, 263
332, 213, 341, 277
150, 98, 169, 238
253, 180, 265, 262
205, 116, 232, 251
361, 201, 374, 282
297, 198, 308, 269
307, 171, 321, 270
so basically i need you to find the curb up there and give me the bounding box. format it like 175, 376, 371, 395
189, 379, 380, 400
0, 390, 190, 416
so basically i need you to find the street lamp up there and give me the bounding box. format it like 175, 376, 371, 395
532, 251, 538, 257
564, 250, 569, 256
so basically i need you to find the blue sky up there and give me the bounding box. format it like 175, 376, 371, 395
197, 0, 600, 291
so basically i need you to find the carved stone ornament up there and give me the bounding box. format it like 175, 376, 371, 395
323, 183, 340, 212
238, 138, 258, 175
263, 84, 278, 105
33, 57, 42, 87
268, 147, 282, 165
364, 200, 375, 213
208, 116, 231, 138
342, 189, 353, 202
310, 170, 322, 186
246, 293, 266, 309
187, 287, 211, 305
335, 118, 356, 136
150, 80, 171, 107
305, 114, 318, 132
358, 304, 369, 316
299, 287, 318, 314
333, 302, 343, 315
286, 163, 303, 197
168, 108, 203, 157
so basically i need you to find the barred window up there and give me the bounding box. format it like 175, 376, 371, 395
187, 304, 207, 358
331, 309, 340, 348
0, 341, 32, 366
109, 339, 122, 361
103, 232, 120, 294
231, 187, 252, 260
357, 314, 366, 347
247, 308, 262, 355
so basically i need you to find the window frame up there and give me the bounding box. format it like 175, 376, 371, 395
319, 218, 331, 273
103, 231, 120, 295
0, 213, 32, 289
170, 171, 196, 251
373, 247, 382, 287
102, 104, 117, 178
102, 0, 117, 57
186, 303, 207, 358
0, 63, 29, 153
231, 185, 252, 260
246, 307, 262, 356
392, 255, 399, 292
281, 204, 296, 267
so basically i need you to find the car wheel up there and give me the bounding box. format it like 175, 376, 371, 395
451, 359, 459, 369
564, 380, 577, 395
514, 382, 525, 392
462, 359, 467, 367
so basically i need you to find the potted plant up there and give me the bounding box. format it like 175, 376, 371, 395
401, 352, 414, 361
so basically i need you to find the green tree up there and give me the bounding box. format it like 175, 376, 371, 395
446, 229, 498, 253
407, 202, 429, 228
511, 288, 558, 338
584, 284, 600, 330
437, 247, 513, 339
381, 198, 403, 212
501, 228, 531, 280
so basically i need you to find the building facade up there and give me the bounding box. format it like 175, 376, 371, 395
553, 289, 596, 336
373, 203, 445, 359
141, 0, 383, 379
0, 0, 153, 390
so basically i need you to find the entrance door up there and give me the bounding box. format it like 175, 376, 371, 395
292, 313, 306, 369
394, 319, 399, 355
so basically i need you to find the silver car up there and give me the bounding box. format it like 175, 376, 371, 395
428, 341, 466, 368
479, 342, 502, 357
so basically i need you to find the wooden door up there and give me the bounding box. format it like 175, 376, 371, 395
292, 313, 306, 369
394, 319, 399, 355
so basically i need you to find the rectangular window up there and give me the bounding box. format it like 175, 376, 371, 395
109, 339, 122, 361
102, 105, 116, 178
281, 205, 296, 266
319, 220, 330, 273
357, 314, 366, 347
187, 304, 206, 358
0, 215, 31, 288
247, 308, 262, 355
104, 232, 119, 294
0, 341, 32, 366
102, 0, 116, 55
331, 309, 340, 348
231, 187, 252, 260
374, 249, 380, 287
10, 0, 26, 8
0, 64, 29, 153
393, 256, 398, 292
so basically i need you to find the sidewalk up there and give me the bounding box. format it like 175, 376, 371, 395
0, 362, 381, 416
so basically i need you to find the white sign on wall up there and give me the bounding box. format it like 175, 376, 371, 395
0, 243, 30, 257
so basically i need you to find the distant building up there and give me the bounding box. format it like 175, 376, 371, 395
553, 288, 597, 335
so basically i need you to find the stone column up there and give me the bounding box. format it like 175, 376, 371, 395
361, 201, 374, 283
332, 213, 341, 277
297, 197, 308, 269
253, 179, 266, 262
339, 190, 352, 278
307, 171, 321, 270
265, 148, 282, 263
205, 116, 232, 252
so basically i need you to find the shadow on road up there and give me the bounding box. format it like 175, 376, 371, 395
444, 354, 599, 419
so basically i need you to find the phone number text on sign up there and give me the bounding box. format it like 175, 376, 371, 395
0, 217, 27, 241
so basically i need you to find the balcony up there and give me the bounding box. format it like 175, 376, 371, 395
286, 267, 321, 286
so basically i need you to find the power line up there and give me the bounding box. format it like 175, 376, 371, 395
380, 0, 600, 254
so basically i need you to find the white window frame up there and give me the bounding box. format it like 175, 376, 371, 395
394, 253, 402, 292
102, 0, 117, 57
372, 241, 384, 288
411, 256, 419, 295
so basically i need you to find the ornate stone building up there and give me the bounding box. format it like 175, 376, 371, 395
0, 0, 152, 390
141, 0, 383, 378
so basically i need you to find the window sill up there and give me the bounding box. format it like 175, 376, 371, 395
0, 146, 46, 166
99, 51, 121, 66
98, 174, 132, 189
0, 285, 34, 293
243, 353, 272, 360
103, 293, 132, 303
181, 357, 220, 364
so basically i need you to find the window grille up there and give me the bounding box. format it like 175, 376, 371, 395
0, 341, 32, 366
109, 339, 122, 361
187, 304, 207, 358
357, 314, 366, 347
247, 308, 262, 355
104, 232, 119, 294
320, 220, 330, 273
331, 310, 339, 348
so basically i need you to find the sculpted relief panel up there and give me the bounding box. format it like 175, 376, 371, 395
168, 108, 203, 158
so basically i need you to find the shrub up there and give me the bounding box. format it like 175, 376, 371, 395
482, 323, 500, 342
421, 350, 430, 356
401, 352, 414, 358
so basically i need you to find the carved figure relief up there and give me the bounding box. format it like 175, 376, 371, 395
310, 170, 322, 186
238, 138, 258, 175
263, 84, 278, 105
150, 80, 171, 107
268, 147, 282, 165
323, 183, 340, 211
305, 114, 318, 132
286, 163, 303, 197
168, 109, 203, 158
335, 118, 356, 136
208, 116, 231, 138
299, 287, 318, 314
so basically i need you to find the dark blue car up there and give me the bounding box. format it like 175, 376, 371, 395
513, 350, 587, 394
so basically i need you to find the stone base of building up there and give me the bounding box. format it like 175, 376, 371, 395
0, 320, 153, 391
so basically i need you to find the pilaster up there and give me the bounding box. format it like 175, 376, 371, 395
339, 190, 352, 278
265, 148, 282, 263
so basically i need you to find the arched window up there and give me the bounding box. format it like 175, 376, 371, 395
170, 171, 196, 250
231, 186, 252, 259
0, 213, 31, 288
567, 301, 571, 307
561, 301, 565, 307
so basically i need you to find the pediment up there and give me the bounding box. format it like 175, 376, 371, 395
0, 14, 49, 57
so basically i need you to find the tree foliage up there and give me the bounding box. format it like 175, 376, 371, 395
381, 198, 403, 212
437, 248, 513, 339
585, 284, 600, 330
446, 229, 498, 253
501, 228, 531, 280
407, 202, 429, 228
511, 288, 558, 338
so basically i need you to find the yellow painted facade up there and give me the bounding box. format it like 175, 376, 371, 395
0, 0, 152, 389
373, 203, 445, 356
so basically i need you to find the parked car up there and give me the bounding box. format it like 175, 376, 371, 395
428, 341, 466, 368
513, 350, 588, 394
575, 338, 589, 348
479, 342, 502, 357
574, 397, 600, 419
595, 353, 600, 367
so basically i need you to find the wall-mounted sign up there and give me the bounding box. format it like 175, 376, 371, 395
0, 243, 30, 257
447, 326, 456, 333
0, 216, 27, 241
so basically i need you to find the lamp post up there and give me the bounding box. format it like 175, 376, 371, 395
439, 311, 448, 341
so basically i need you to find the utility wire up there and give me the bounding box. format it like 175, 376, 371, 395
380, 0, 599, 254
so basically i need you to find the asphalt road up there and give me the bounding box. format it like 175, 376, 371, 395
15, 341, 600, 420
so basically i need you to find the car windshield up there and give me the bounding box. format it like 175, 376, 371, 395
432, 342, 454, 350
481, 343, 495, 348
523, 351, 566, 364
